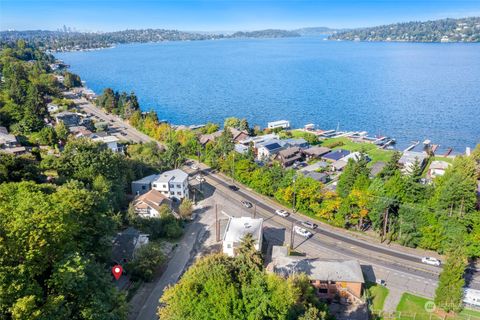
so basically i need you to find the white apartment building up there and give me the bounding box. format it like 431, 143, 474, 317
152, 169, 189, 200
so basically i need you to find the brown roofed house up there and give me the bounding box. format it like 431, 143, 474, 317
132, 189, 175, 218
303, 146, 331, 160
275, 147, 303, 167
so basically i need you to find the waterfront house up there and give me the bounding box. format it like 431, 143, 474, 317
131, 173, 160, 195
152, 169, 189, 200
398, 151, 428, 174
256, 139, 286, 161
322, 149, 350, 162
282, 138, 310, 149
427, 160, 451, 179
222, 216, 263, 257
132, 189, 173, 218
229, 128, 250, 143
199, 130, 223, 146
303, 146, 331, 160
267, 246, 364, 301
275, 147, 304, 167
241, 133, 279, 147
111, 227, 149, 264
199, 127, 250, 146
267, 120, 290, 130
332, 160, 348, 171
339, 151, 369, 163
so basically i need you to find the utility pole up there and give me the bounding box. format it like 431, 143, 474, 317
292, 175, 297, 213
215, 204, 220, 242
289, 221, 295, 250
231, 152, 235, 183
253, 203, 257, 219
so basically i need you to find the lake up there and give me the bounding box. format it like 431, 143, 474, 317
56, 37, 480, 151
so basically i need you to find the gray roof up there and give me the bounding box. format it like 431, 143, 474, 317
303, 146, 331, 157
271, 257, 364, 283
132, 174, 160, 185
301, 161, 329, 173
369, 161, 386, 177
323, 149, 350, 161
304, 171, 329, 183
155, 169, 188, 184
399, 151, 428, 165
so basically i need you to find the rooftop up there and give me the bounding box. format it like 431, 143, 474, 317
223, 216, 263, 243
93, 135, 119, 144
399, 151, 428, 164
322, 149, 350, 161
263, 142, 283, 151
429, 160, 451, 170
155, 169, 189, 184
271, 257, 364, 283
133, 174, 160, 185
303, 146, 331, 157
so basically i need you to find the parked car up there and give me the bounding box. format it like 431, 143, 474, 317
120, 132, 127, 136
275, 209, 289, 217
241, 200, 253, 208
376, 279, 386, 286
301, 221, 318, 229
229, 185, 239, 191
293, 226, 313, 238
191, 164, 199, 170
421, 257, 441, 266
195, 175, 205, 182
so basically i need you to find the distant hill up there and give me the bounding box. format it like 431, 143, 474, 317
229, 29, 301, 38
0, 28, 300, 51
293, 27, 339, 36
329, 17, 480, 42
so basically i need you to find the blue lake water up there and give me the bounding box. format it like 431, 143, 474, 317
56, 38, 480, 151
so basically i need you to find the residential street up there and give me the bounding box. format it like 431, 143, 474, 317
132, 204, 213, 320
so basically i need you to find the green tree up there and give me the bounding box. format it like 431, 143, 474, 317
434, 244, 467, 313
63, 71, 82, 88
126, 242, 165, 281
178, 198, 193, 220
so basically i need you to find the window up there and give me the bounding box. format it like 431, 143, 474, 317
142, 186, 146, 190
163, 184, 167, 188
318, 288, 328, 294
163, 191, 168, 195
153, 184, 157, 188
227, 244, 232, 248
176, 184, 181, 188
177, 192, 181, 195
170, 192, 174, 195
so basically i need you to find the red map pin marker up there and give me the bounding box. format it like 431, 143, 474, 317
112, 265, 123, 280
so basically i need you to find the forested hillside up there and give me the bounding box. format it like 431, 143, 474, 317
329, 17, 480, 42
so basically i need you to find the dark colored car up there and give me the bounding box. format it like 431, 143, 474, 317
229, 185, 239, 191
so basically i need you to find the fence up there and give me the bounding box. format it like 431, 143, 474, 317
370, 310, 480, 320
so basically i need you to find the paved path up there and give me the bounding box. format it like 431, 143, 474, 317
383, 287, 404, 312
133, 208, 211, 320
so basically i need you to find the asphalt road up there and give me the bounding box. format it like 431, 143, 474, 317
73, 98, 156, 145
189, 165, 480, 291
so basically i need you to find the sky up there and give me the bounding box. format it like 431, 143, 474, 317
1, 0, 480, 32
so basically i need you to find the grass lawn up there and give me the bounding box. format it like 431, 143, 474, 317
365, 282, 389, 312
320, 137, 394, 164
396, 293, 480, 320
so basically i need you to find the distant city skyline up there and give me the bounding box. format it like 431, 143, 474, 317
1, 0, 480, 32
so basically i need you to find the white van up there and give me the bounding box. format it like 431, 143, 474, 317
463, 288, 480, 307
